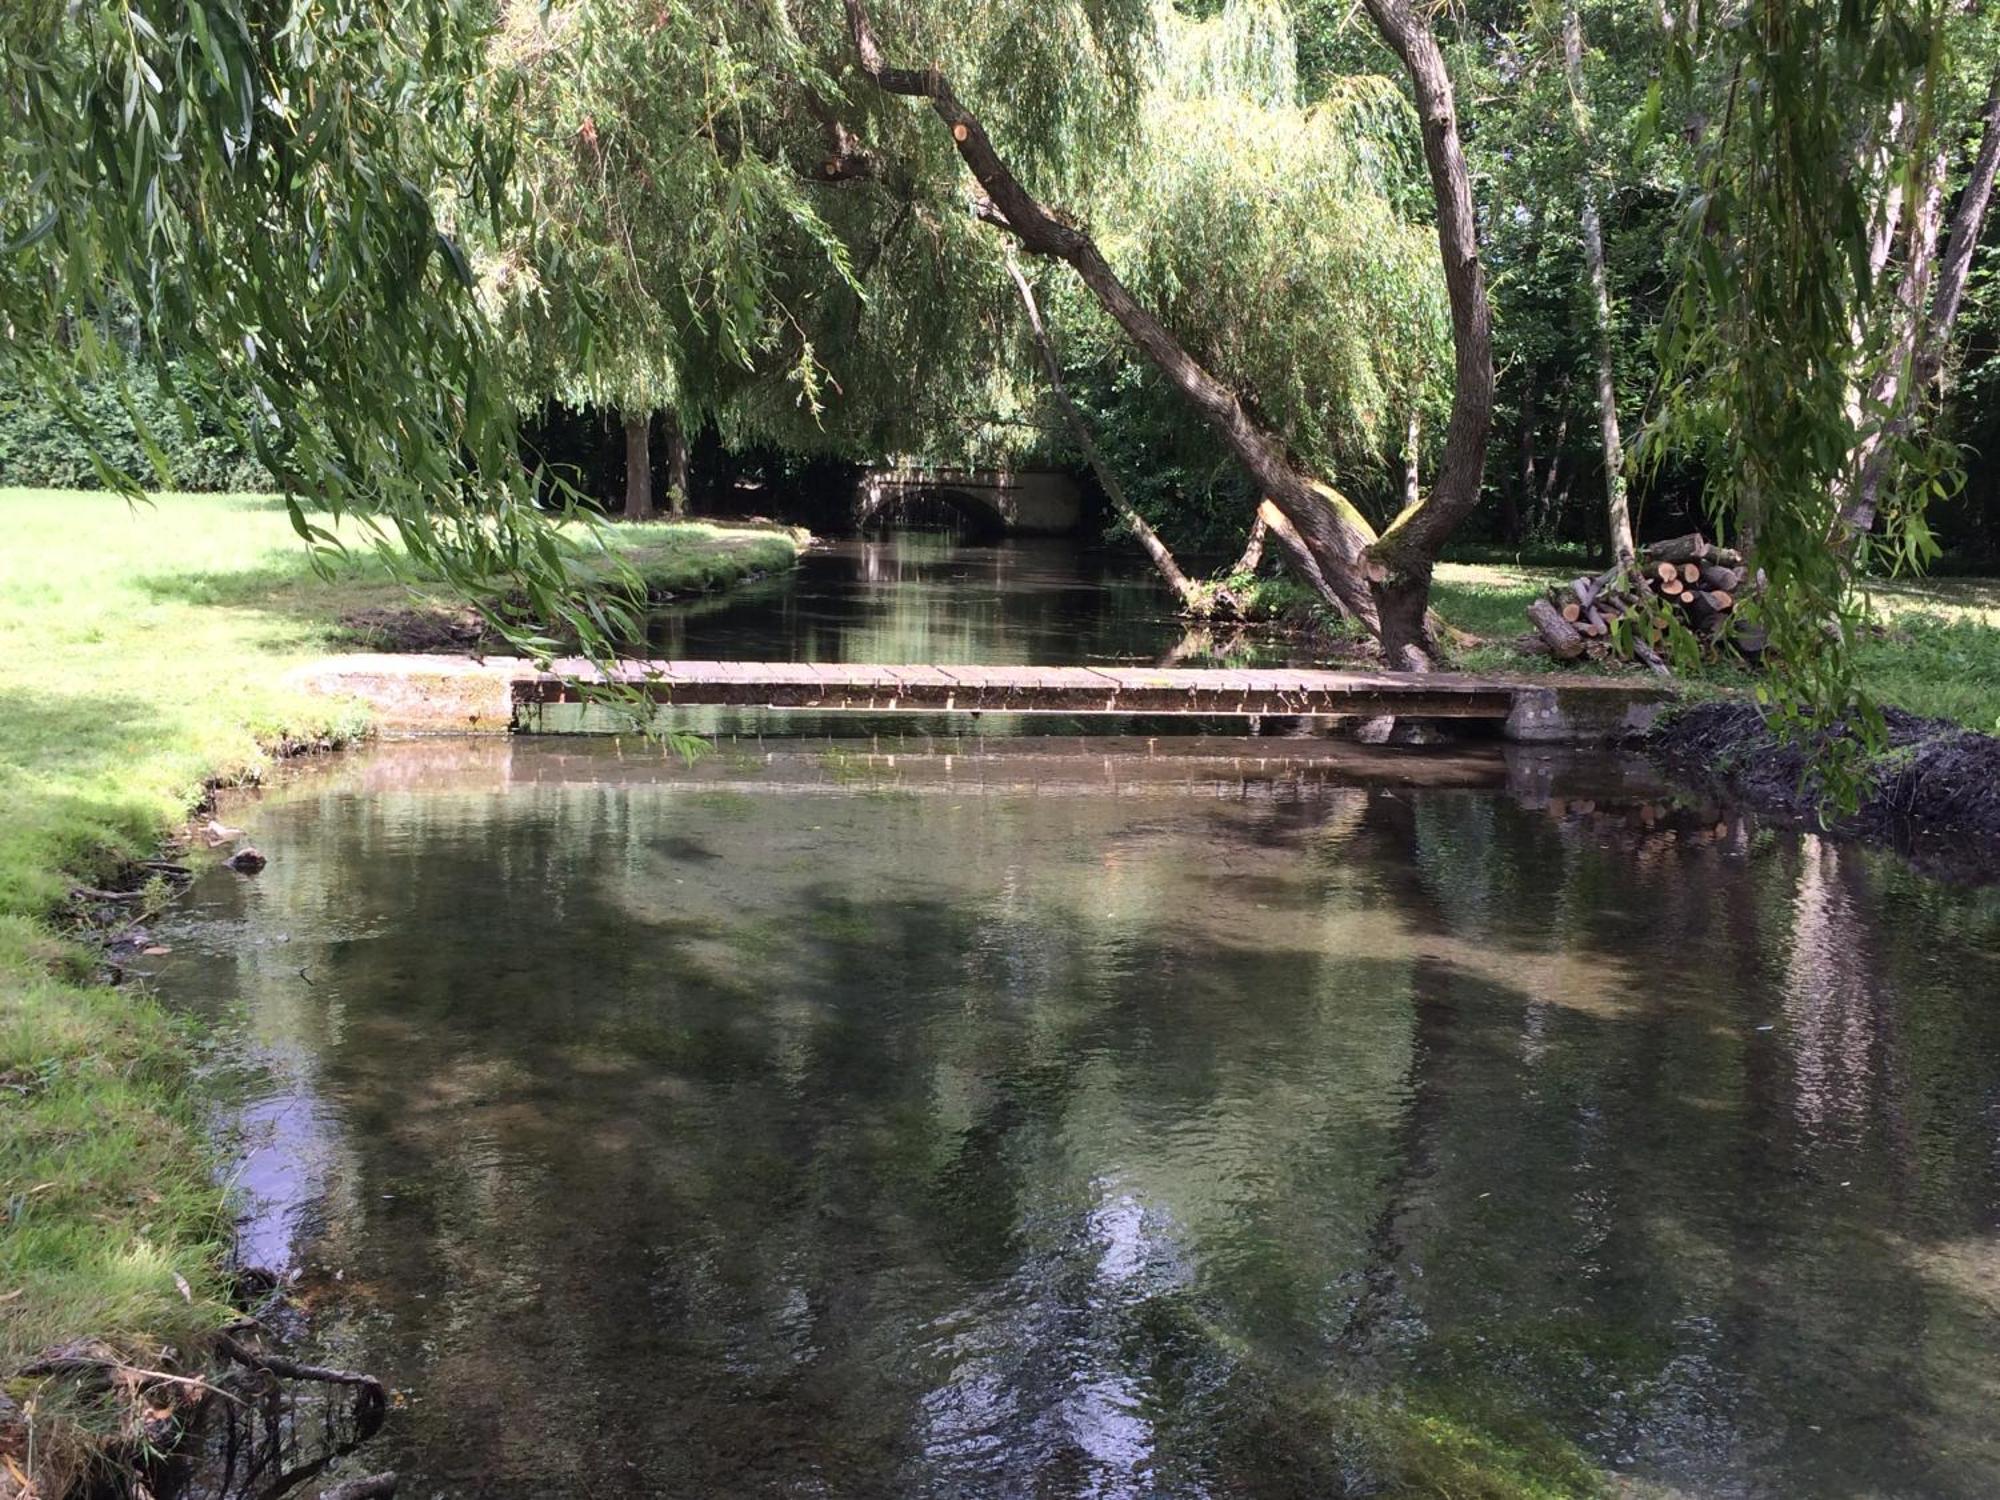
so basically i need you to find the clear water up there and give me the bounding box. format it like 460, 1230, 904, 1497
645, 532, 1302, 667
151, 735, 2000, 1499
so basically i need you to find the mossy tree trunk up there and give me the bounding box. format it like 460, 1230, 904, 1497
841, 0, 1378, 633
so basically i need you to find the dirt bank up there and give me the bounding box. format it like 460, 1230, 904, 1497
1648, 700, 2000, 881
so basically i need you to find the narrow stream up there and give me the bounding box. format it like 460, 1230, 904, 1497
646, 532, 1304, 667
145, 533, 2000, 1498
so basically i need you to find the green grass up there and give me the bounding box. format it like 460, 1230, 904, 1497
0, 488, 801, 1485
1424, 558, 2000, 730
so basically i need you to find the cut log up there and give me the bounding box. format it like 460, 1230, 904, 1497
1680, 561, 1701, 584
1560, 601, 1582, 623
1571, 576, 1598, 609
1527, 597, 1586, 659
1698, 564, 1744, 592
1644, 533, 1711, 565
1654, 561, 1679, 585
1703, 589, 1735, 612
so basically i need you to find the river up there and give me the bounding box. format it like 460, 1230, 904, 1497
148, 531, 2000, 1498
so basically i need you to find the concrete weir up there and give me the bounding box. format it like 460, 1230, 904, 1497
287, 655, 1672, 743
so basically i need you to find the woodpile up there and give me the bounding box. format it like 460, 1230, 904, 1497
1526, 533, 1764, 677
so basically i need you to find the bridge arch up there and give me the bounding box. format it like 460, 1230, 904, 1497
853, 467, 1083, 535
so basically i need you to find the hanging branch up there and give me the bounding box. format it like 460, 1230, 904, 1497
1000, 245, 1234, 617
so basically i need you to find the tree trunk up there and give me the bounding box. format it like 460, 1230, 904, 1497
1842, 69, 2000, 541
842, 0, 1491, 665
1230, 510, 1269, 577
1563, 4, 1635, 567
1357, 0, 1497, 667
1509, 366, 1538, 543
623, 412, 654, 521
840, 0, 1381, 635
664, 413, 690, 517
1001, 246, 1216, 615
1401, 409, 1421, 516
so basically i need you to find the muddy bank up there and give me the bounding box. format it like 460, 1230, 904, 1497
1649, 700, 2000, 881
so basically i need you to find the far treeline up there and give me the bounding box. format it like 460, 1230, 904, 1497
5, 0, 2000, 729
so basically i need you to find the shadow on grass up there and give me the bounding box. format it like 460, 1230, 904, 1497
131, 542, 420, 647
0, 684, 177, 783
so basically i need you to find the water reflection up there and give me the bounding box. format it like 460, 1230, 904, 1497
152, 739, 2000, 1498
649, 532, 1307, 667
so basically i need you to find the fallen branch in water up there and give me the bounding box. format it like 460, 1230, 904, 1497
217, 1334, 387, 1424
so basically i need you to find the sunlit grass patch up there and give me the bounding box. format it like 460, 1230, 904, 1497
0, 486, 803, 1483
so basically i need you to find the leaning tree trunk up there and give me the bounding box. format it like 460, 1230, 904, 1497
840, 0, 1381, 635
1001, 246, 1220, 616
1229, 509, 1269, 577
1563, 4, 1635, 567
1356, 0, 1497, 669
623, 412, 655, 521
664, 413, 690, 517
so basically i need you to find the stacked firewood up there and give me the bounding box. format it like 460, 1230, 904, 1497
1526, 533, 1762, 675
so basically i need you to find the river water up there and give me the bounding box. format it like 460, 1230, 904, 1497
149, 533, 2000, 1498
646, 532, 1298, 667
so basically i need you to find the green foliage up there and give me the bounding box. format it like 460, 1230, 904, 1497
0, 368, 266, 491
0, 0, 643, 669
1648, 1, 1953, 800
1044, 0, 1449, 550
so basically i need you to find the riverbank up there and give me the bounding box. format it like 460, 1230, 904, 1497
0, 488, 805, 1487
1649, 700, 2000, 882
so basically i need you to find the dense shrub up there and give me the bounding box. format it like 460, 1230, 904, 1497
0, 372, 271, 492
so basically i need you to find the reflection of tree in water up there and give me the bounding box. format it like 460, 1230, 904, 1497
163, 772, 2000, 1497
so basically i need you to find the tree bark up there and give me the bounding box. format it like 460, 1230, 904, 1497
1842, 69, 2000, 541
1357, 0, 1497, 668
1002, 246, 1218, 615
1563, 4, 1635, 567
1230, 510, 1269, 577
622, 411, 655, 521
664, 412, 690, 517
1257, 500, 1358, 622
1401, 408, 1421, 516
840, 0, 1381, 634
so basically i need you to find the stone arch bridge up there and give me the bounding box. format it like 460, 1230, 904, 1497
854, 467, 1083, 535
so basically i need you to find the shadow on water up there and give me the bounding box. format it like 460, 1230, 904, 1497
148, 737, 2000, 1498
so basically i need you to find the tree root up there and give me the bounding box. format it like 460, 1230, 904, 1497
216, 1333, 388, 1433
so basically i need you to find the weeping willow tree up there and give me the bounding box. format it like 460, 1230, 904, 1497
1653, 0, 1999, 781
1040, 1, 1450, 574
481, 0, 866, 518
0, 0, 657, 662
832, 0, 1494, 664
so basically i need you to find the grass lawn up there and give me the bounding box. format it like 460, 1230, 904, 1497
0, 488, 801, 1483
1429, 558, 2000, 732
